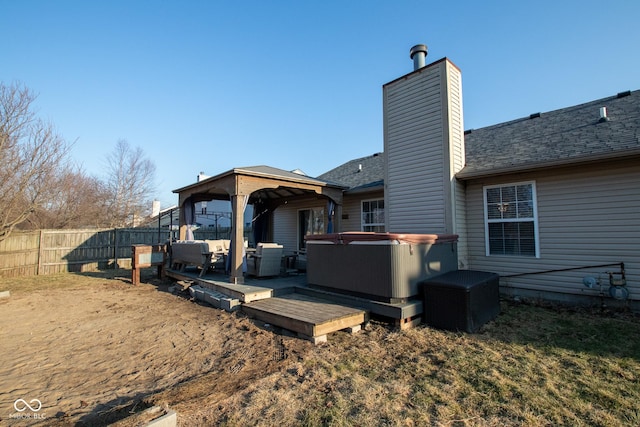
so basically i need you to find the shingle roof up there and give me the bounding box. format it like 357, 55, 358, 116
233, 165, 329, 184
317, 152, 384, 191
319, 90, 640, 187
458, 90, 640, 178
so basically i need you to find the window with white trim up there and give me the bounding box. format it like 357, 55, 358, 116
361, 199, 385, 232
484, 182, 539, 257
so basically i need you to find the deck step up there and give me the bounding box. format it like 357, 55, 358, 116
189, 285, 240, 312
167, 269, 272, 302
242, 293, 368, 344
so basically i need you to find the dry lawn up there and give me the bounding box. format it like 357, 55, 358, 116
0, 269, 639, 426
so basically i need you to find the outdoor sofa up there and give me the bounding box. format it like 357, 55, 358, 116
170, 240, 217, 277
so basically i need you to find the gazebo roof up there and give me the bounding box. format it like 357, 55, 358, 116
173, 165, 347, 204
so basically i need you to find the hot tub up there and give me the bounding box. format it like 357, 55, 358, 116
305, 232, 458, 303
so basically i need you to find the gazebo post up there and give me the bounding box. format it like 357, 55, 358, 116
334, 204, 343, 233
178, 195, 188, 240
229, 194, 245, 284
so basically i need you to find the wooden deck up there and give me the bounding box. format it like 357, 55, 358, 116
165, 267, 420, 342
242, 293, 369, 344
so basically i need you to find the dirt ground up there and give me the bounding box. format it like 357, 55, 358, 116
3, 270, 640, 426
0, 271, 313, 426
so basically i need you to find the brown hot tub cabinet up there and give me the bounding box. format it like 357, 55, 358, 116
305, 232, 458, 303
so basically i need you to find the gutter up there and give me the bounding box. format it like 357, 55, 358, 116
345, 180, 385, 195
456, 148, 640, 180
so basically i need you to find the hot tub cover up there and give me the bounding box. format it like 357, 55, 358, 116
305, 232, 458, 245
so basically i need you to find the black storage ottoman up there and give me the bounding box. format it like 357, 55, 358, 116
421, 270, 500, 333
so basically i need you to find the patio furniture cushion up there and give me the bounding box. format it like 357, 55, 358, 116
204, 239, 228, 256
246, 243, 283, 277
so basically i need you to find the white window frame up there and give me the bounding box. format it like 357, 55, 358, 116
483, 181, 540, 258
361, 198, 385, 232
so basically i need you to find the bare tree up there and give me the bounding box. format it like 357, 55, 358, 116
104, 139, 156, 228
0, 82, 72, 241
27, 168, 110, 229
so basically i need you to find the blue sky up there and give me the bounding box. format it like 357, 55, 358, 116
2, 1, 638, 208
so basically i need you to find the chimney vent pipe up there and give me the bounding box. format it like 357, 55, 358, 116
599, 107, 609, 122
410, 44, 428, 70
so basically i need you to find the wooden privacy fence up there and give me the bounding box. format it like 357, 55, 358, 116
0, 228, 229, 278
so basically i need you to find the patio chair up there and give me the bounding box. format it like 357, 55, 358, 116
246, 242, 283, 277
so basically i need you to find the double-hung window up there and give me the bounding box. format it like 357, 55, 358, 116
484, 182, 539, 257
362, 199, 385, 232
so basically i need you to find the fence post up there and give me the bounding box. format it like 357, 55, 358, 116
113, 228, 118, 269
37, 230, 45, 276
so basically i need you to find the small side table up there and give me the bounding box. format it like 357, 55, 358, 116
282, 254, 298, 275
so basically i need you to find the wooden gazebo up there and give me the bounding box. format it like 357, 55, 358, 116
172, 166, 345, 284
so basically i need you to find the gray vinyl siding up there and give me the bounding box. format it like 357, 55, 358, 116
445, 63, 467, 268
454, 179, 469, 269
341, 190, 385, 232
272, 191, 385, 251
384, 62, 445, 233
340, 196, 364, 231
383, 59, 464, 235
271, 205, 296, 254
447, 64, 465, 174
272, 200, 327, 255
464, 160, 640, 302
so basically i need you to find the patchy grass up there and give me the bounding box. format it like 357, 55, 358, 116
200, 301, 640, 427
0, 268, 149, 293
2, 272, 639, 426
